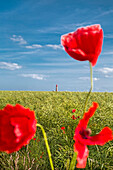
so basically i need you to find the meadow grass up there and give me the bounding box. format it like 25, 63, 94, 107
0, 91, 113, 170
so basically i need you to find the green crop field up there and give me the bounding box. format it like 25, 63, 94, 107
0, 91, 113, 170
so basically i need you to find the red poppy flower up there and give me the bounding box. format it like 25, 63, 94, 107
0, 104, 37, 153
71, 115, 80, 120
71, 115, 76, 120
33, 137, 36, 140
61, 127, 65, 130
72, 109, 76, 113
73, 102, 113, 168
61, 127, 65, 134
61, 24, 103, 66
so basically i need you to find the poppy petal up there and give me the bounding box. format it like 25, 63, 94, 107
83, 102, 98, 122
61, 127, 65, 130
0, 104, 36, 153
72, 109, 76, 113
64, 47, 87, 61
84, 127, 113, 145
74, 140, 89, 168
61, 24, 103, 66
76, 102, 98, 131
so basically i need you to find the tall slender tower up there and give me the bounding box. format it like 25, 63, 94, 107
56, 84, 58, 92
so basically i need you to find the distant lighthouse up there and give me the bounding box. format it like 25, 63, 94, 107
56, 84, 58, 92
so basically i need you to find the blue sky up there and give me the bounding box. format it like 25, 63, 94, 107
0, 0, 113, 91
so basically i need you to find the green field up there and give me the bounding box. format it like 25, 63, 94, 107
0, 91, 113, 170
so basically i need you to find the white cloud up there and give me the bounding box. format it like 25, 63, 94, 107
102, 51, 113, 55
0, 62, 22, 70
104, 34, 113, 39
94, 9, 113, 19
26, 44, 63, 50
18, 51, 38, 55
31, 62, 78, 66
62, 22, 92, 31
26, 44, 42, 49
79, 77, 99, 81
10, 34, 62, 51
45, 44, 63, 50
98, 67, 113, 74
79, 77, 89, 80
105, 75, 113, 78
37, 21, 92, 33
93, 78, 99, 81
21, 74, 46, 80
10, 35, 27, 45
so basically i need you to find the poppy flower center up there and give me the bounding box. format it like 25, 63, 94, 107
80, 128, 92, 139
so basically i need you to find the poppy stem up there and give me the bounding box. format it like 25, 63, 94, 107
36, 124, 54, 170
69, 151, 77, 170
83, 62, 93, 113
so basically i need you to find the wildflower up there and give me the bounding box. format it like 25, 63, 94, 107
72, 109, 76, 113
33, 138, 36, 140
61, 24, 103, 66
71, 115, 76, 120
71, 115, 80, 120
73, 102, 113, 168
61, 127, 65, 134
0, 104, 37, 153
61, 127, 65, 130
40, 152, 44, 159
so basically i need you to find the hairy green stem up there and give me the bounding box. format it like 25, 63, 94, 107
83, 62, 93, 113
69, 152, 77, 170
36, 124, 54, 170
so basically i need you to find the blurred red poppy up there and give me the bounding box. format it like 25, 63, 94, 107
71, 115, 76, 120
72, 109, 76, 113
71, 115, 80, 120
61, 24, 103, 66
61, 127, 65, 134
33, 137, 36, 140
61, 127, 65, 130
73, 102, 113, 168
0, 104, 37, 153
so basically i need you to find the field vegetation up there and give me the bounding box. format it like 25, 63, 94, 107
0, 91, 113, 170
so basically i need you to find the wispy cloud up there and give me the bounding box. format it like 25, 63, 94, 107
18, 51, 38, 55
98, 67, 113, 74
20, 74, 46, 80
10, 35, 27, 45
79, 77, 90, 80
45, 44, 63, 50
94, 9, 113, 19
104, 34, 113, 39
25, 44, 42, 49
102, 51, 113, 55
10, 32, 63, 51
0, 62, 22, 70
37, 22, 92, 34
62, 22, 92, 32
79, 77, 99, 81
93, 78, 99, 81
105, 75, 113, 78
10, 34, 63, 51
31, 61, 78, 67
26, 44, 63, 50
